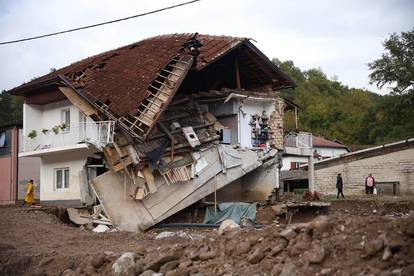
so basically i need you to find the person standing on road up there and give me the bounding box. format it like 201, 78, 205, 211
365, 173, 375, 195
336, 173, 344, 199
23, 179, 35, 206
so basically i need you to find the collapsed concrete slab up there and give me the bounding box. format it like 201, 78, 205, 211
91, 145, 265, 231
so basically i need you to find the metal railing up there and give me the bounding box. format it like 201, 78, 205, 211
22, 121, 115, 152
284, 132, 312, 149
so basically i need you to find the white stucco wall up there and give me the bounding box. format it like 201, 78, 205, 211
24, 100, 94, 135
238, 99, 275, 148
314, 147, 348, 158
40, 149, 96, 202
281, 156, 309, 171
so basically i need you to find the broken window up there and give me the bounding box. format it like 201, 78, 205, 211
249, 111, 270, 147
55, 168, 70, 189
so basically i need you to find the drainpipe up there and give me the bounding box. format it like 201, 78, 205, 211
15, 127, 19, 202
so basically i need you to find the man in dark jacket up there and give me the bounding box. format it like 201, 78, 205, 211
336, 173, 344, 199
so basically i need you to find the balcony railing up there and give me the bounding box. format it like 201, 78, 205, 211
284, 132, 312, 149
22, 121, 115, 153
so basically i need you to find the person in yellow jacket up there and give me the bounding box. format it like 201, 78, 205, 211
23, 179, 35, 206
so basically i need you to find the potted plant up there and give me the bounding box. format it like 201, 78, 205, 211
28, 130, 37, 139
52, 126, 60, 134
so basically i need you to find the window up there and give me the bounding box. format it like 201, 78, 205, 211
0, 132, 5, 148
61, 109, 70, 131
55, 168, 69, 189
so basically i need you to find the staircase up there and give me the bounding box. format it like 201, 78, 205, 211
118, 55, 194, 141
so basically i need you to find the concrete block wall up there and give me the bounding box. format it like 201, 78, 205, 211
314, 148, 414, 195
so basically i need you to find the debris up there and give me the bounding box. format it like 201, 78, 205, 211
182, 126, 201, 148
93, 224, 110, 233
304, 245, 326, 264
311, 216, 332, 235
112, 252, 138, 276
280, 262, 298, 276
382, 247, 393, 261
154, 231, 203, 240
364, 239, 384, 257
280, 227, 297, 240
217, 219, 240, 235
198, 251, 216, 261
144, 255, 178, 272
247, 247, 264, 264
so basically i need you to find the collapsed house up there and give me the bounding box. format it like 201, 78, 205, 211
10, 33, 304, 231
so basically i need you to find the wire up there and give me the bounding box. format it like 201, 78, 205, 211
0, 0, 201, 45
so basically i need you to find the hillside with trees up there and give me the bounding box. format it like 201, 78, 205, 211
276, 28, 414, 145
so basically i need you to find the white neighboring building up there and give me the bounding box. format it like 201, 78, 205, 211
282, 135, 350, 171
19, 98, 114, 206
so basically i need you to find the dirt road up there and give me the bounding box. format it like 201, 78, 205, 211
1, 197, 414, 275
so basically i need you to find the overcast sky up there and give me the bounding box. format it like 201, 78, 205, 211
0, 0, 413, 94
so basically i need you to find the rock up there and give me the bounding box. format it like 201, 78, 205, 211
155, 231, 176, 239
235, 241, 251, 255
382, 247, 393, 261
402, 263, 414, 276
144, 255, 178, 272
304, 245, 326, 264
218, 219, 240, 235
290, 222, 312, 233
139, 270, 156, 276
91, 252, 106, 268
280, 227, 297, 240
247, 247, 264, 264
39, 257, 54, 266
270, 239, 288, 256
311, 216, 331, 235
289, 240, 311, 257
112, 252, 138, 276
159, 260, 179, 273
280, 262, 298, 276
240, 217, 254, 227
405, 220, 414, 237
178, 260, 192, 269
320, 268, 332, 275
93, 224, 110, 233
198, 251, 216, 261
61, 269, 76, 276
364, 239, 384, 257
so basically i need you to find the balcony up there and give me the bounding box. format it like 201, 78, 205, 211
21, 121, 115, 156
284, 132, 313, 156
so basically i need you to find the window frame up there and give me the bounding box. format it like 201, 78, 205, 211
61, 109, 71, 132
54, 167, 70, 190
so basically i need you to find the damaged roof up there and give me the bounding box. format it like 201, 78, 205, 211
9, 33, 295, 118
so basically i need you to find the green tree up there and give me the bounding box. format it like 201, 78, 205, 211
368, 28, 414, 95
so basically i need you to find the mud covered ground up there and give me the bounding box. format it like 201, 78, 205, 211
1, 197, 414, 276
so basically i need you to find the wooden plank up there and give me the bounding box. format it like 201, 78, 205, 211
58, 87, 97, 116
143, 168, 157, 193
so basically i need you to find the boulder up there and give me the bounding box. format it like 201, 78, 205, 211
159, 260, 179, 273
280, 227, 297, 240
112, 252, 138, 276
139, 270, 156, 276
61, 269, 76, 276
304, 245, 326, 264
198, 251, 216, 261
144, 255, 178, 272
218, 219, 240, 235
247, 247, 264, 264
364, 239, 384, 257
235, 241, 251, 255
311, 216, 331, 235
91, 253, 106, 268
280, 262, 298, 276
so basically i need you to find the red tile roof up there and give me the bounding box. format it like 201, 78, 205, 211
312, 136, 349, 149
9, 33, 294, 118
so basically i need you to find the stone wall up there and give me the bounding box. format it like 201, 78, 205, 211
269, 98, 285, 150
314, 147, 414, 195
